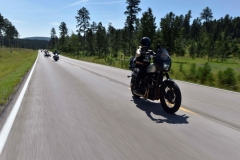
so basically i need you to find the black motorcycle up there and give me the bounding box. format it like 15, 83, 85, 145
53, 52, 59, 61
128, 47, 182, 114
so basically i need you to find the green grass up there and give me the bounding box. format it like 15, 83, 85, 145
0, 48, 37, 112
170, 56, 240, 91
63, 52, 131, 69
62, 52, 240, 92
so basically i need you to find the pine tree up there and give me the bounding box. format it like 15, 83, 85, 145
59, 22, 68, 51
200, 7, 213, 33
76, 7, 90, 52
124, 0, 141, 56
49, 27, 58, 49
139, 7, 157, 48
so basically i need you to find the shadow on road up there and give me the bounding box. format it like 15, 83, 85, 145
132, 97, 189, 124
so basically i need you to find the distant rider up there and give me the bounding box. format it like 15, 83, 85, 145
53, 50, 58, 55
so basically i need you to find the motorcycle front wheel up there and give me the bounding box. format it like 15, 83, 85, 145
130, 77, 140, 98
160, 81, 181, 114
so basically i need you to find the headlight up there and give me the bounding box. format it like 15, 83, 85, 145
163, 63, 170, 70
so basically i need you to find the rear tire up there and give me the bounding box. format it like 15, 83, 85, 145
160, 81, 181, 114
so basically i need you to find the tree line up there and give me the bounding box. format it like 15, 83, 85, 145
0, 13, 48, 50
49, 0, 240, 62
1, 0, 240, 59
0, 13, 19, 48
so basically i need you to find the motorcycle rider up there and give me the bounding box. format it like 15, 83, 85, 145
53, 50, 58, 55
133, 37, 155, 94
44, 50, 48, 56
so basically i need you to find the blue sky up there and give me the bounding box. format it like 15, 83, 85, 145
0, 0, 240, 38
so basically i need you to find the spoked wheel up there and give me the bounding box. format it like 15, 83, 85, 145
130, 77, 140, 98
160, 82, 181, 114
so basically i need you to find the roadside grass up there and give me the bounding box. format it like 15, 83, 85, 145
0, 48, 37, 113
170, 56, 240, 91
62, 51, 240, 92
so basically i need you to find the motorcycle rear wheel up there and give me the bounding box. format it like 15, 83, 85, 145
160, 81, 181, 114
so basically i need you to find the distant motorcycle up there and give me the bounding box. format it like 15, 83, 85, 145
44, 50, 51, 57
53, 52, 59, 61
128, 47, 182, 114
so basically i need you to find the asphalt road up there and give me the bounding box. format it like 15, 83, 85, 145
0, 50, 240, 160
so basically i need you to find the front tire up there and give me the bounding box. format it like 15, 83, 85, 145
160, 81, 181, 114
130, 77, 140, 98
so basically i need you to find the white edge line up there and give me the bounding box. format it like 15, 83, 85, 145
0, 53, 39, 154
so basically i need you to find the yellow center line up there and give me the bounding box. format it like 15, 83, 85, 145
180, 107, 199, 116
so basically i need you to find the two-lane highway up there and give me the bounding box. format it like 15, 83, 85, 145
0, 51, 240, 160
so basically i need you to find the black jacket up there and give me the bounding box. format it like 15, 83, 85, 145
135, 47, 154, 67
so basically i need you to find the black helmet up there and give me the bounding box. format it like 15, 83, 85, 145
140, 37, 151, 48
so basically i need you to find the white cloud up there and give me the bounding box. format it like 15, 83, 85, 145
61, 0, 89, 9
87, 1, 125, 5
68, 0, 89, 7
61, 0, 124, 10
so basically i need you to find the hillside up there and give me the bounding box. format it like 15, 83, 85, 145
23, 37, 50, 41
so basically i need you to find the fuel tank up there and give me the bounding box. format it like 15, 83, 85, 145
146, 63, 156, 73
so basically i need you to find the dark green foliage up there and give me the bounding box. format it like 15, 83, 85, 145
237, 73, 240, 81
237, 49, 240, 60
200, 7, 213, 33
68, 32, 79, 54
196, 62, 213, 84
108, 24, 121, 58
19, 39, 48, 49
174, 38, 185, 56
202, 34, 214, 61
195, 42, 202, 57
218, 68, 237, 90
190, 18, 201, 40
124, 0, 141, 56
59, 22, 68, 49
106, 56, 115, 66
188, 41, 195, 59
0, 15, 19, 48
179, 63, 184, 72
186, 63, 197, 81
182, 10, 192, 39
160, 12, 177, 52
76, 7, 90, 36
49, 28, 58, 49
139, 7, 157, 46
124, 0, 141, 37
23, 37, 50, 41
96, 22, 109, 57
76, 7, 90, 53
229, 40, 239, 56
121, 26, 129, 56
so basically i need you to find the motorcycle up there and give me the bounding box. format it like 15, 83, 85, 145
44, 50, 51, 57
53, 52, 59, 61
128, 47, 182, 114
